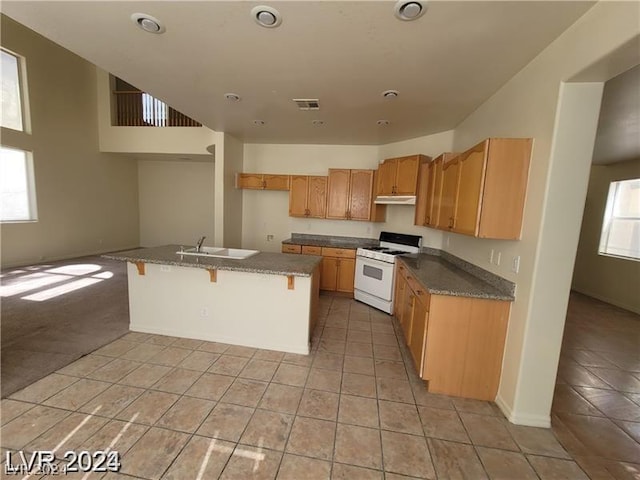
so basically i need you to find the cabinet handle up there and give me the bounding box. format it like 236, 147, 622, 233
262, 180, 266, 189
448, 217, 454, 228
416, 290, 423, 295
336, 259, 341, 267
425, 215, 430, 225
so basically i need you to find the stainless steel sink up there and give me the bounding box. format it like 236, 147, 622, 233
177, 247, 259, 260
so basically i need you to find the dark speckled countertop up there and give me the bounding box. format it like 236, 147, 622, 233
282, 233, 378, 249
398, 254, 514, 301
104, 245, 322, 277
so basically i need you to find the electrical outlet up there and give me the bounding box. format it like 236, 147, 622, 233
200, 307, 209, 317
266, 234, 274, 242
160, 265, 171, 272
512, 256, 520, 273
489, 249, 495, 264
495, 252, 502, 266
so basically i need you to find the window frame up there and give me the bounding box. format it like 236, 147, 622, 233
1, 47, 30, 134
598, 178, 640, 262
1, 46, 36, 223
0, 146, 38, 223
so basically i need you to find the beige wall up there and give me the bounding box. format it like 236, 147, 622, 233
447, 2, 639, 425
96, 70, 218, 156
137, 160, 215, 247
241, 132, 454, 252
1, 16, 139, 267
572, 159, 640, 313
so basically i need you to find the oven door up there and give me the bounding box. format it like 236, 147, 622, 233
354, 256, 395, 301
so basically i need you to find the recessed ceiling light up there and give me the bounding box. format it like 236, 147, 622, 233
251, 6, 282, 28
312, 120, 325, 126
253, 120, 266, 126
393, 1, 427, 21
382, 90, 399, 98
377, 120, 390, 126
224, 93, 241, 102
131, 13, 166, 34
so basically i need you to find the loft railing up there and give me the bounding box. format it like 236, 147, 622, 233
113, 90, 201, 127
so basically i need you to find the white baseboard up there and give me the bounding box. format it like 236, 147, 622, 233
495, 393, 551, 428
2, 244, 140, 269
571, 288, 639, 315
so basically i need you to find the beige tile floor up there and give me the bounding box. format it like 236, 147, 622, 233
1, 293, 638, 479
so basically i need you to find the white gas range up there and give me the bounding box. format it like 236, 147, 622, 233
354, 231, 422, 314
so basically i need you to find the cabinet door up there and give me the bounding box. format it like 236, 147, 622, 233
264, 174, 290, 190
320, 257, 338, 291
289, 176, 309, 217
395, 155, 421, 195
377, 160, 396, 195
307, 176, 327, 218
437, 160, 460, 230
336, 258, 355, 293
454, 143, 487, 236
414, 162, 430, 226
393, 265, 407, 317
348, 170, 374, 221
429, 155, 448, 227
237, 173, 264, 189
409, 295, 428, 375
326, 169, 351, 219
401, 289, 414, 343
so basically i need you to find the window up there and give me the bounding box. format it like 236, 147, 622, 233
1, 49, 24, 131
0, 146, 37, 222
599, 178, 640, 260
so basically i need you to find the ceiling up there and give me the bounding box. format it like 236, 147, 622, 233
592, 64, 640, 165
2, 1, 596, 145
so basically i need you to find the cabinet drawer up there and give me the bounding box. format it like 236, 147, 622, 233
282, 244, 302, 254
301, 245, 322, 255
321, 247, 356, 259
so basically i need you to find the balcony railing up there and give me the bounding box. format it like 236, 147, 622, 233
113, 91, 201, 127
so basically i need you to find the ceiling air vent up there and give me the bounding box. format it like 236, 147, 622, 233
293, 99, 320, 111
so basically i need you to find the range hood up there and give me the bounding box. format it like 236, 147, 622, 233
374, 195, 416, 205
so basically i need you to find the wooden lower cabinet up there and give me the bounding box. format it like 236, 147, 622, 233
320, 247, 355, 295
394, 261, 510, 401
282, 243, 355, 296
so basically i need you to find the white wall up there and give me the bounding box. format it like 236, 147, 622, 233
446, 2, 640, 426
222, 133, 244, 248
0, 15, 139, 267
241, 132, 454, 252
572, 159, 640, 313
137, 160, 215, 247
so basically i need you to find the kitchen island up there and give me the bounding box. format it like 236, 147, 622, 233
104, 245, 322, 354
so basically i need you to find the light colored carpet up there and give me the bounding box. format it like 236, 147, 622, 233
1, 254, 130, 397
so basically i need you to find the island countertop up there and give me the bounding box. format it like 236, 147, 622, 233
398, 254, 515, 301
104, 245, 322, 277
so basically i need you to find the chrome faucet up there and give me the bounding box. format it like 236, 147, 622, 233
196, 236, 206, 252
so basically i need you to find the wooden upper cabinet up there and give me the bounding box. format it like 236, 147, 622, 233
438, 159, 460, 230
263, 174, 290, 190
435, 138, 532, 239
236, 173, 264, 189
455, 144, 487, 236
414, 162, 430, 227
326, 169, 376, 221
377, 160, 397, 195
415, 153, 455, 228
376, 154, 429, 196
326, 169, 351, 219
290, 175, 327, 218
307, 176, 328, 218
237, 173, 290, 190
289, 175, 310, 217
